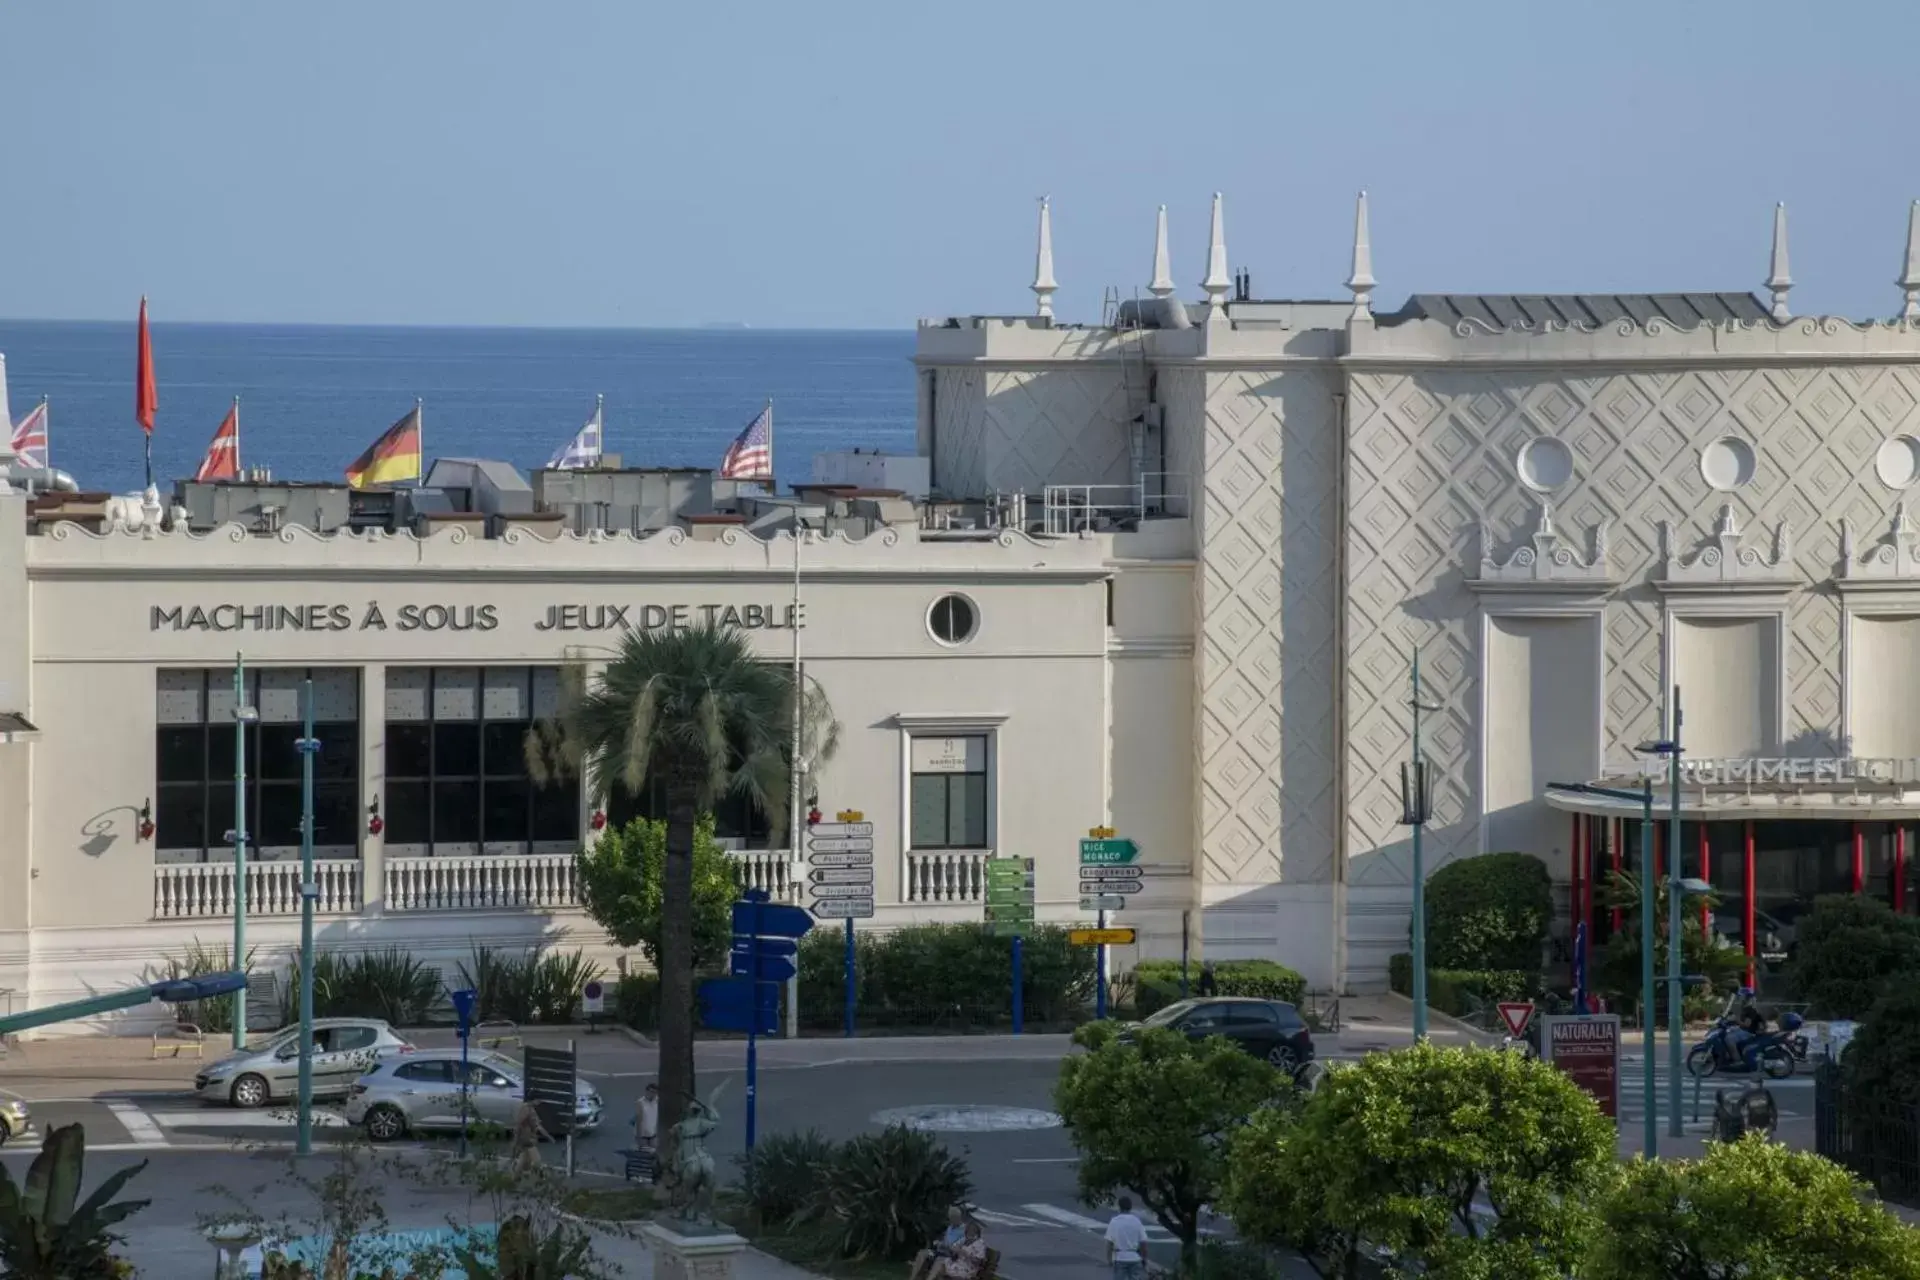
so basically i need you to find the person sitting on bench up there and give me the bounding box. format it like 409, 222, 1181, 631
910, 1206, 967, 1280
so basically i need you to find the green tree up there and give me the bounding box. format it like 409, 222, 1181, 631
1791, 894, 1920, 1019
1423, 851, 1553, 971
1053, 1021, 1290, 1264
575, 815, 737, 972
1587, 1135, 1920, 1280
1223, 1042, 1614, 1279
1595, 869, 1745, 1018
529, 623, 837, 1133
1848, 983, 1920, 1107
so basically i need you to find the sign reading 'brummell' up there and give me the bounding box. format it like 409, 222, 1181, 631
149, 601, 808, 634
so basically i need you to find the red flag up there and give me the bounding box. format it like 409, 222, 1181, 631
135, 297, 157, 434
195, 401, 240, 481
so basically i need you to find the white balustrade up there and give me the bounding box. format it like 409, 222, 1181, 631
153, 860, 362, 920
384, 854, 578, 913
728, 850, 800, 902
905, 850, 990, 903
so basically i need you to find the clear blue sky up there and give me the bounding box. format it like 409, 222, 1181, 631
4, 1, 1916, 329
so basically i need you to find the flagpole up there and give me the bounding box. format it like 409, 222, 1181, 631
786, 512, 804, 1039
416, 397, 424, 483
233, 396, 241, 477
767, 398, 775, 493
40, 397, 49, 474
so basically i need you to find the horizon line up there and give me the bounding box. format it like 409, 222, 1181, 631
0, 317, 917, 335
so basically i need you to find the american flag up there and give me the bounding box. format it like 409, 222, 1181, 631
9, 399, 47, 469
547, 397, 605, 470
719, 403, 773, 480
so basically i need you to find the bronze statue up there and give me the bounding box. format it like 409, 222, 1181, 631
659, 1084, 725, 1225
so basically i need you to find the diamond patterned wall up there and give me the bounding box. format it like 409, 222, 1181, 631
931, 366, 1135, 499
1191, 369, 1339, 888
1343, 364, 1920, 914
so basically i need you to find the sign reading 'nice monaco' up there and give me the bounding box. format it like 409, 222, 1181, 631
149, 601, 807, 634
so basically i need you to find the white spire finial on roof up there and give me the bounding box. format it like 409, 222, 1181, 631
1031, 196, 1058, 320
1346, 190, 1377, 321
1150, 205, 1175, 300
1900, 201, 1920, 322
1767, 202, 1792, 323
1201, 193, 1230, 309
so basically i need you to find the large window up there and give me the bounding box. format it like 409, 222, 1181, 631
155, 668, 360, 863
383, 667, 579, 856
909, 735, 989, 849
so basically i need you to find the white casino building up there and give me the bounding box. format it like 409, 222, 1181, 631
8, 193, 1920, 1028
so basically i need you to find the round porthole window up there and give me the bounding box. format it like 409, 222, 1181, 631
928, 594, 978, 645
1699, 436, 1757, 491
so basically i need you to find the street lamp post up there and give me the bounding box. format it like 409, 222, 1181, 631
1665, 690, 1686, 1139
1398, 649, 1441, 1041
294, 680, 322, 1157
228, 656, 258, 1050
1548, 778, 1658, 1158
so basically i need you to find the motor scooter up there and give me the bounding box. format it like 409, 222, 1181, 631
1687, 1008, 1803, 1080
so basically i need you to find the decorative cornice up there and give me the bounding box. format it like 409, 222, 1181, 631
1837, 503, 1920, 588
1467, 502, 1613, 592
1657, 505, 1799, 592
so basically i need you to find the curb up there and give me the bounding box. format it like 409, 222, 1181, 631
1380, 991, 1501, 1045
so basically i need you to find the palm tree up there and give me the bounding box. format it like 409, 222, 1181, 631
528, 621, 837, 1131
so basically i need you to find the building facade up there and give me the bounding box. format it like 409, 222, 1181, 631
7, 194, 1920, 1028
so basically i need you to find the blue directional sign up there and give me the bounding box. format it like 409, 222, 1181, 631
699, 976, 780, 1035
449, 987, 479, 1039
731, 900, 816, 941
730, 940, 798, 984
149, 971, 249, 1004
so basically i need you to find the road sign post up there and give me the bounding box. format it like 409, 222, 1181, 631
809, 811, 874, 1039
1541, 1014, 1622, 1122
710, 890, 815, 1151
450, 987, 477, 1158
985, 856, 1036, 1029
1081, 829, 1139, 1019
1498, 1001, 1535, 1039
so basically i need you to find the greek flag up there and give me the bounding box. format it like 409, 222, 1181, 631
547, 398, 605, 470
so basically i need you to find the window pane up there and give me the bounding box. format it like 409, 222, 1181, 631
386, 781, 430, 845
483, 780, 531, 843
434, 723, 481, 778
434, 781, 481, 844
208, 725, 239, 779
954, 773, 988, 847
257, 725, 304, 781
386, 724, 431, 779
312, 782, 358, 849
314, 724, 358, 782
910, 775, 949, 848
482, 722, 531, 778
156, 783, 207, 851
257, 784, 303, 847
607, 781, 659, 829
206, 783, 237, 842
531, 782, 580, 842
157, 727, 205, 785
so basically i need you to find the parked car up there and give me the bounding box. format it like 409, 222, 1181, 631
193, 1018, 414, 1108
1122, 997, 1316, 1071
0, 1093, 31, 1145
342, 1049, 604, 1142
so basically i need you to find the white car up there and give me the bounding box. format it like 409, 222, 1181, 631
342, 1049, 603, 1142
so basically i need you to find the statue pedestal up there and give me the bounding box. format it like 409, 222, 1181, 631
644, 1222, 752, 1280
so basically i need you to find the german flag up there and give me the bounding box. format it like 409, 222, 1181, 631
346, 405, 423, 489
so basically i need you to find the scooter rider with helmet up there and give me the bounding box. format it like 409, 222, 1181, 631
1726, 986, 1767, 1065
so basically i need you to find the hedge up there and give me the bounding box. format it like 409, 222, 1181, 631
1388, 951, 1538, 1018
1127, 959, 1306, 1017
794, 923, 1097, 1031
1422, 851, 1553, 973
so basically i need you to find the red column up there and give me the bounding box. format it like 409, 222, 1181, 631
1610, 817, 1623, 934
1569, 812, 1583, 942
1853, 823, 1866, 895
1898, 828, 1909, 915
1744, 820, 1757, 989
1582, 817, 1595, 941
1698, 822, 1711, 936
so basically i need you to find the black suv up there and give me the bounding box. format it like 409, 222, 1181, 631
1127, 997, 1315, 1071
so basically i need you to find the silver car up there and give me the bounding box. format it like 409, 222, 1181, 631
193, 1018, 415, 1108
342, 1049, 604, 1142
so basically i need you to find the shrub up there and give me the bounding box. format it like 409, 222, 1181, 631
1587, 1134, 1920, 1279
614, 973, 660, 1034
1388, 951, 1412, 996
1791, 894, 1920, 1019
285, 948, 441, 1025
1387, 954, 1536, 1017
1423, 851, 1553, 972
796, 924, 1094, 1031
1846, 984, 1920, 1108
798, 1125, 971, 1261
737, 1129, 839, 1226
454, 946, 603, 1025
154, 940, 255, 1035
1127, 959, 1307, 1017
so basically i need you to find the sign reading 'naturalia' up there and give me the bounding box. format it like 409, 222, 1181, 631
149, 601, 807, 634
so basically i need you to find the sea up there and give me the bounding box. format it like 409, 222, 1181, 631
0, 321, 917, 496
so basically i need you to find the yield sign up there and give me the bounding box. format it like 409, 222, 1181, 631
1498, 1002, 1535, 1038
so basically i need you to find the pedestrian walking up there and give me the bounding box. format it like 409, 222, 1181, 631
636, 1082, 661, 1182
1105, 1196, 1147, 1280
510, 1098, 552, 1174
1197, 963, 1217, 997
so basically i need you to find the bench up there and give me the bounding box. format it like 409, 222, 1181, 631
475, 1019, 521, 1051
983, 1246, 1002, 1278
151, 1022, 205, 1060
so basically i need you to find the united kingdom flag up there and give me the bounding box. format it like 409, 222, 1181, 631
719, 404, 773, 481
9, 400, 47, 469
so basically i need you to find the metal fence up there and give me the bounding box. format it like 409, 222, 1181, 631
1814, 1063, 1920, 1207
